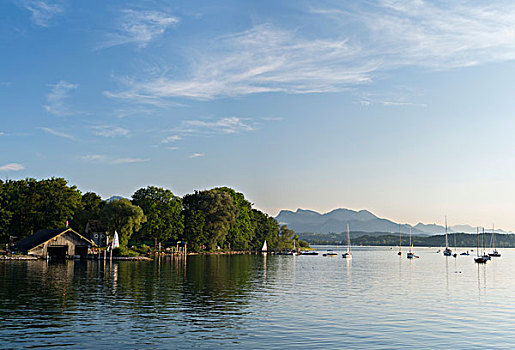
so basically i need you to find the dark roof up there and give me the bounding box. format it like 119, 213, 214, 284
14, 228, 95, 251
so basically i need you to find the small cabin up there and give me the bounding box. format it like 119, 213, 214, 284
14, 228, 96, 259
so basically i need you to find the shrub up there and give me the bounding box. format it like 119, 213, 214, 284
113, 247, 140, 257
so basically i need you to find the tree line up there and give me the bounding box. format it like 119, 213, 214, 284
304, 232, 514, 248
0, 177, 302, 252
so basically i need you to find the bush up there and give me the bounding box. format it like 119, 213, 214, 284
113, 246, 140, 257
132, 244, 150, 255
299, 240, 310, 248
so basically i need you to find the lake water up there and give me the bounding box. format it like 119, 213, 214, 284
2, 246, 515, 349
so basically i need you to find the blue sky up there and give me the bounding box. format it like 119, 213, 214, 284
2, 0, 515, 229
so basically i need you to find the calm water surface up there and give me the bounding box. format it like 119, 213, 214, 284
2, 246, 515, 349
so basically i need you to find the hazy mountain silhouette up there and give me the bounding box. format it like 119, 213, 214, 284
275, 208, 513, 235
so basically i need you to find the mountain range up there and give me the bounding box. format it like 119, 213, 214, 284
275, 208, 513, 236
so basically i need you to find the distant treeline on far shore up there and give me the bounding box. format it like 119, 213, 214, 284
301, 231, 514, 247
0, 177, 307, 253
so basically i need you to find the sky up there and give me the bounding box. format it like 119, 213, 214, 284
2, 0, 515, 229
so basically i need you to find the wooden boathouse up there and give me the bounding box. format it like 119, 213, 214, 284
14, 228, 96, 259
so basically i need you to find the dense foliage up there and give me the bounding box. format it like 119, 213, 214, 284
0, 177, 301, 252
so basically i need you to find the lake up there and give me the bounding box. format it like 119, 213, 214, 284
1, 246, 515, 349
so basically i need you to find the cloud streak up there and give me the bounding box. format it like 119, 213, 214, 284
44, 80, 78, 116
92, 126, 129, 137
40, 127, 74, 140
18, 0, 64, 27
0, 163, 24, 171
105, 1, 515, 102
189, 153, 204, 158
81, 154, 149, 164
100, 9, 179, 49
160, 116, 256, 146
106, 23, 373, 102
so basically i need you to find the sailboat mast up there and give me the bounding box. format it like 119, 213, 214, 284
409, 227, 412, 253
399, 224, 402, 252
347, 223, 351, 253
476, 227, 479, 257
445, 216, 449, 249
491, 224, 495, 249
482, 227, 485, 255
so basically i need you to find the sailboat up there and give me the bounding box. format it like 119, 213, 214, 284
443, 217, 452, 256
480, 228, 491, 261
406, 228, 418, 259
488, 224, 501, 257
261, 240, 267, 254
342, 224, 352, 259
397, 224, 402, 256
452, 231, 458, 258
474, 227, 487, 264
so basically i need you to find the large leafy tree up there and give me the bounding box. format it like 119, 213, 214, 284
131, 186, 184, 246
182, 189, 237, 251
215, 187, 255, 250
0, 180, 13, 243
1, 178, 82, 240
251, 209, 280, 250
100, 198, 146, 246
71, 192, 104, 234
276, 225, 295, 250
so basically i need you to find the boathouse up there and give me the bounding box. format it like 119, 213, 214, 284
14, 228, 96, 259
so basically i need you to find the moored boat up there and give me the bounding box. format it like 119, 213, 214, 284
342, 224, 352, 259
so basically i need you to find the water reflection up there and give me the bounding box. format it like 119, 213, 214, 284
2, 249, 515, 349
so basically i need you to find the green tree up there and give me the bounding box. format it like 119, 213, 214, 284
71, 192, 104, 234
182, 189, 237, 251
276, 225, 295, 250
251, 209, 279, 250
1, 178, 81, 240
100, 198, 146, 246
215, 187, 256, 250
0, 180, 13, 243
131, 186, 184, 246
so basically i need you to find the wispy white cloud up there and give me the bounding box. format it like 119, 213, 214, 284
100, 9, 179, 49
81, 154, 106, 161
17, 0, 64, 27
183, 117, 255, 134
0, 163, 24, 171
106, 2, 515, 102
111, 157, 149, 164
189, 153, 204, 158
92, 126, 129, 137
106, 23, 373, 102
44, 80, 78, 116
320, 0, 515, 68
40, 126, 74, 140
160, 117, 256, 146
160, 135, 181, 143
0, 82, 11, 87
81, 154, 149, 164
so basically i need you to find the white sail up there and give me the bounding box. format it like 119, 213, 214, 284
112, 230, 120, 249
261, 240, 267, 252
